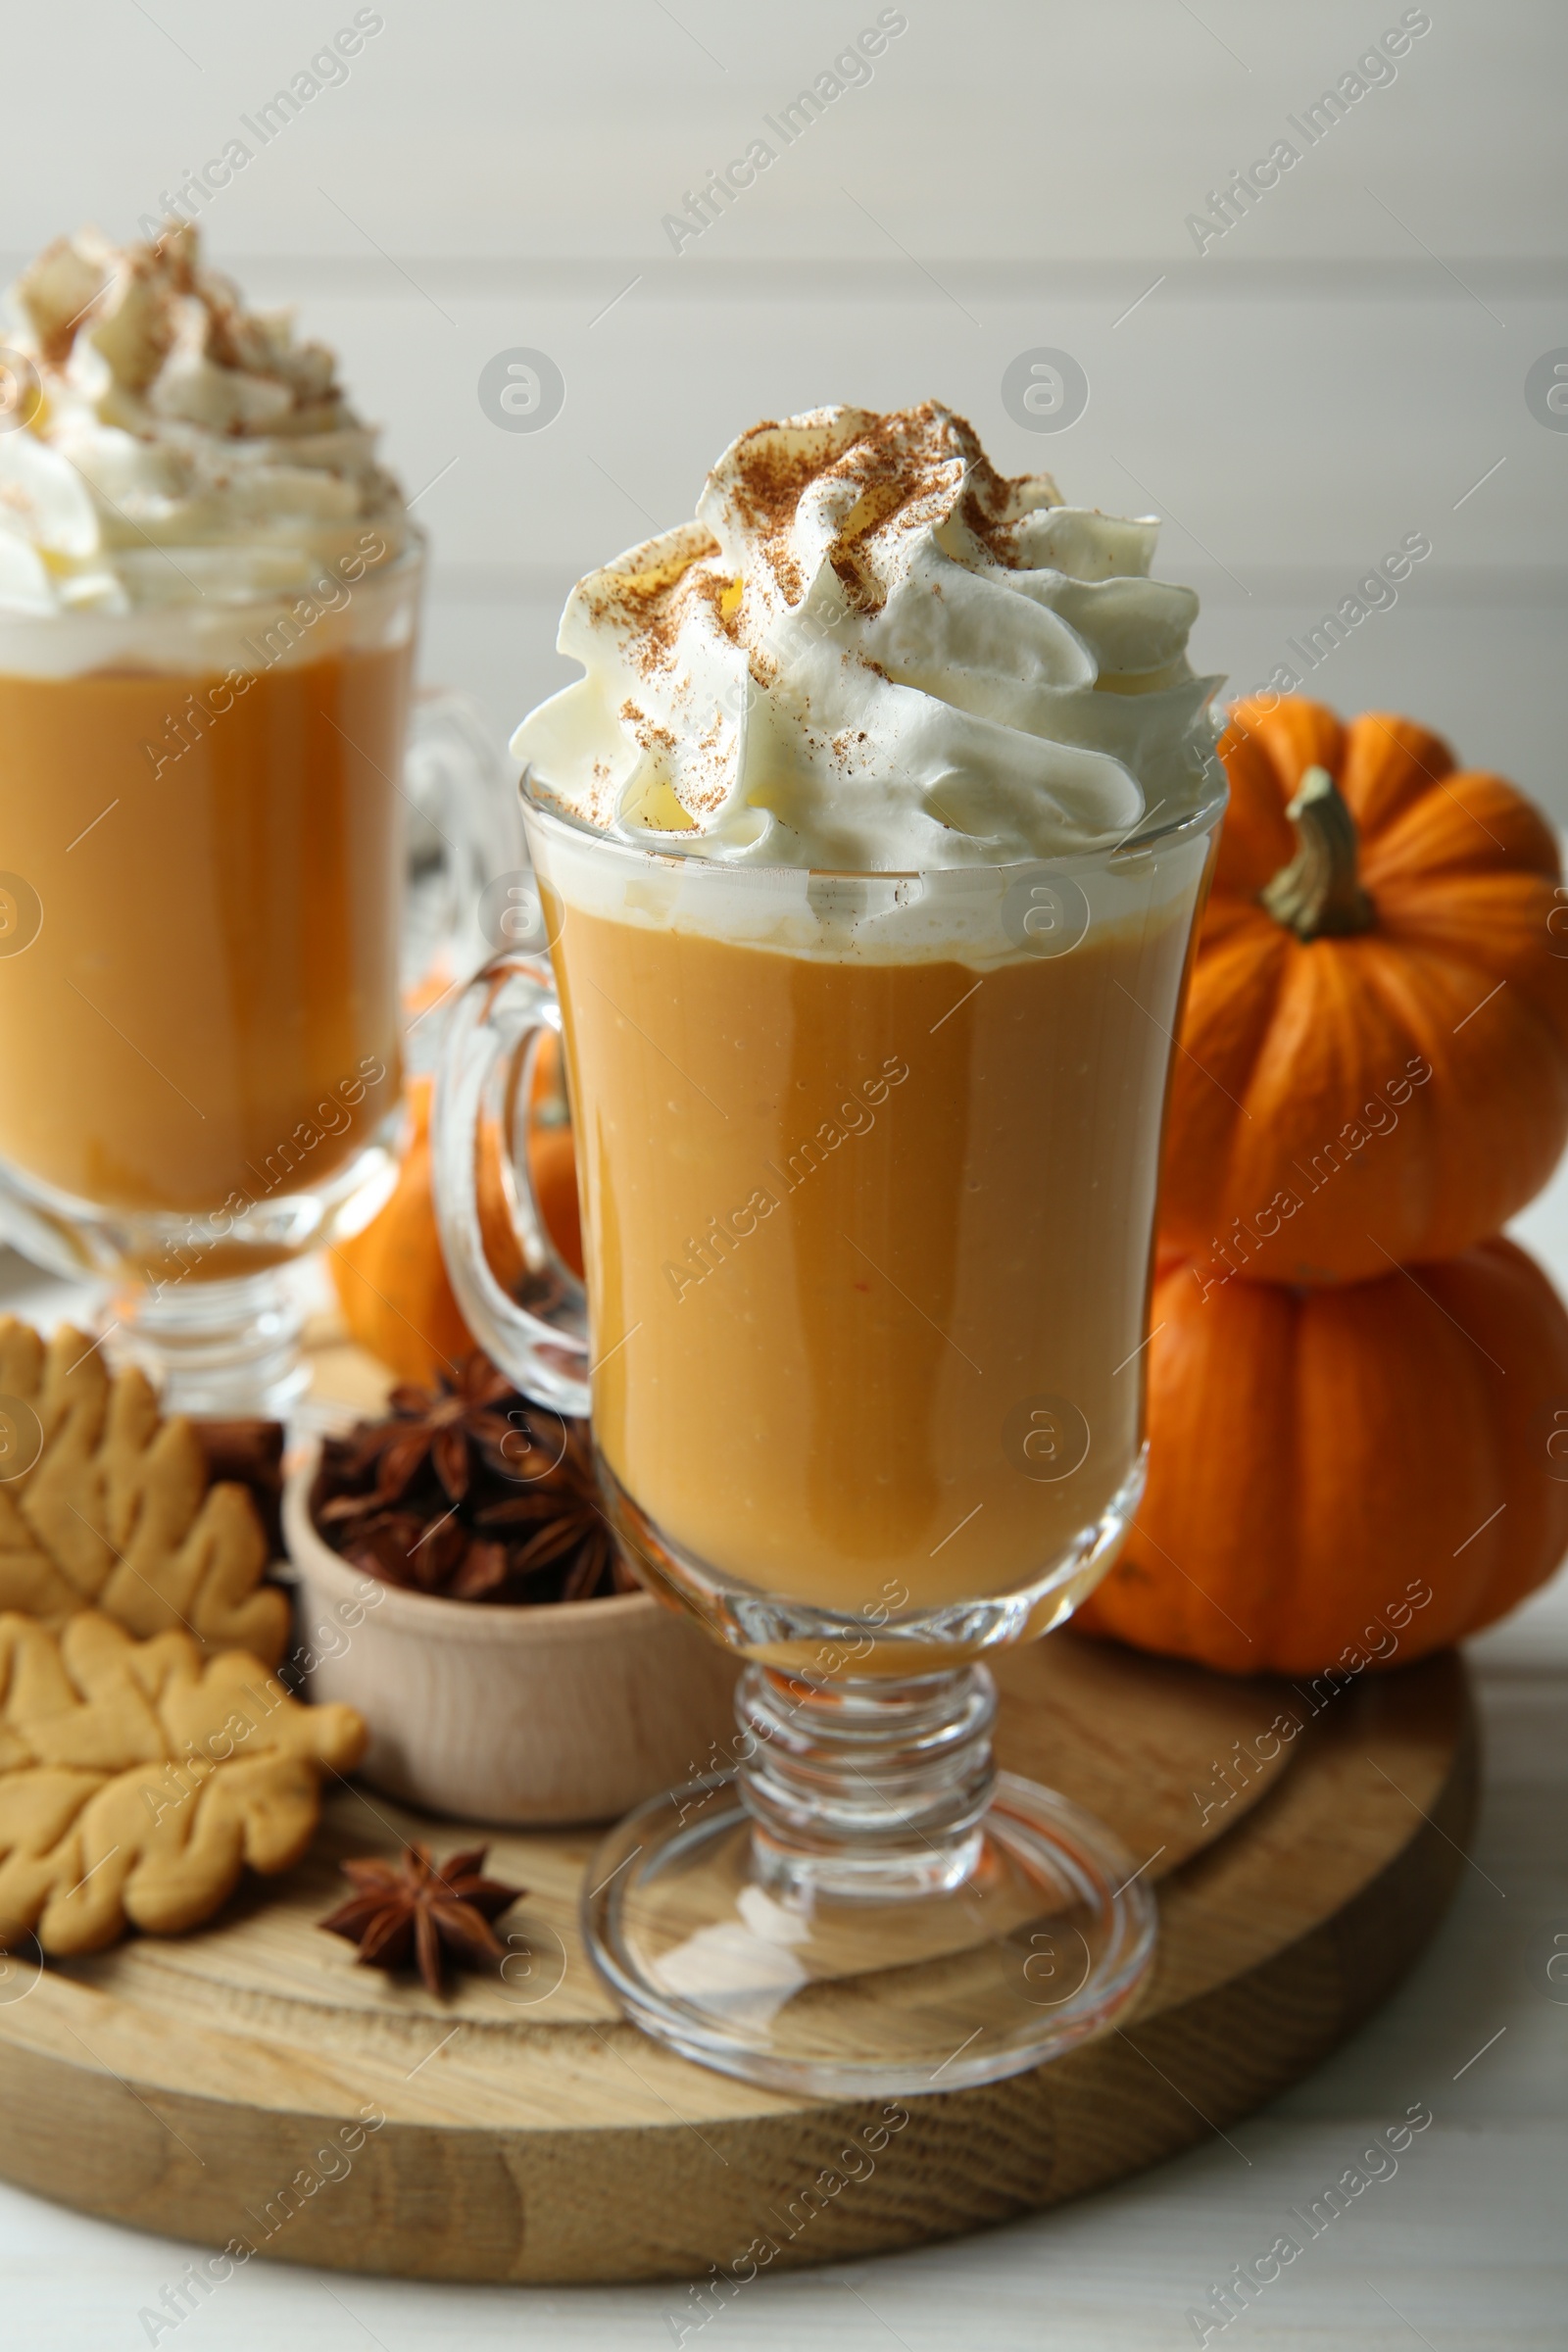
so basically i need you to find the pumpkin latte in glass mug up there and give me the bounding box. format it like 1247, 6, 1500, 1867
0, 223, 415, 1408
435, 403, 1226, 2096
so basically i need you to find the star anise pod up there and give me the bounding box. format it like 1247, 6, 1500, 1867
312, 1352, 636, 1605
318, 1842, 524, 1997
316, 1352, 539, 1517
337, 1507, 471, 1593
472, 1420, 616, 1599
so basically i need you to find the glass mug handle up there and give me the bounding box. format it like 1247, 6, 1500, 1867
400, 689, 526, 998
431, 950, 591, 1418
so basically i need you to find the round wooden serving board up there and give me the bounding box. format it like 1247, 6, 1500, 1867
0, 1632, 1473, 2282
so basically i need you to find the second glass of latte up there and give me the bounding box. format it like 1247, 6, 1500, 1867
0, 223, 416, 1410
437, 401, 1226, 2096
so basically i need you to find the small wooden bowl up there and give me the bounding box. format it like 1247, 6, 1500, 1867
281, 1446, 741, 1827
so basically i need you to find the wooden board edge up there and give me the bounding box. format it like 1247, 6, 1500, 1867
0, 1668, 1477, 2283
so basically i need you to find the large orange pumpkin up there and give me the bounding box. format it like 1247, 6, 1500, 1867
1076, 1235, 1568, 1676
331, 1054, 583, 1386
1159, 696, 1568, 1285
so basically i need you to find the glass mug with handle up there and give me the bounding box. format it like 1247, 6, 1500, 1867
0, 223, 514, 1418
0, 531, 511, 1415
434, 762, 1223, 2099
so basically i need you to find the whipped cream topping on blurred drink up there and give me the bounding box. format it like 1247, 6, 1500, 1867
0, 220, 407, 619
514, 402, 1222, 870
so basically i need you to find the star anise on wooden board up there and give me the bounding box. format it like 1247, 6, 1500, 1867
311, 1352, 638, 1606
318, 1842, 524, 1997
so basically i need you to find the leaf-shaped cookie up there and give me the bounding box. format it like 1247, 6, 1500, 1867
0, 1319, 289, 1664
0, 1611, 366, 1954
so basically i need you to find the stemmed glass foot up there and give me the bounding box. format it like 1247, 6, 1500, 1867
110, 1268, 311, 1418
583, 1661, 1156, 2100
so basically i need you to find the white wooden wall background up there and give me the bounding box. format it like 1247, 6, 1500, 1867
4, 0, 1564, 805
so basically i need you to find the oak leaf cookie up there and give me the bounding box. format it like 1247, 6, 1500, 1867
0, 1318, 289, 1664
0, 1609, 366, 1955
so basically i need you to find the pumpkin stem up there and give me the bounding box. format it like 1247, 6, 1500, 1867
1259, 765, 1375, 940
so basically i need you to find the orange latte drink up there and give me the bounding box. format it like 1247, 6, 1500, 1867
0, 633, 408, 1232
542, 866, 1201, 1613
0, 223, 413, 1295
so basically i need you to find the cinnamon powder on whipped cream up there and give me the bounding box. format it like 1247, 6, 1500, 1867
515, 401, 1224, 869
0, 220, 407, 615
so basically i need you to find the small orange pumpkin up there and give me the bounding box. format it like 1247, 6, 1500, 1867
1160, 696, 1568, 1285
332, 1051, 583, 1386
1076, 1235, 1568, 1676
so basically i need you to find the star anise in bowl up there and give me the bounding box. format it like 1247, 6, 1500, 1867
310, 1352, 640, 1605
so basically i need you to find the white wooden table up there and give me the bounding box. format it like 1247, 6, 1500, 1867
1, 1180, 1564, 2351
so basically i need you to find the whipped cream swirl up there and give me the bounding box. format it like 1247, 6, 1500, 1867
514, 403, 1223, 869
0, 222, 407, 614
